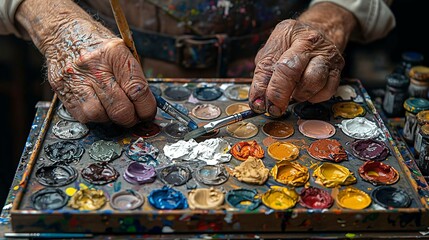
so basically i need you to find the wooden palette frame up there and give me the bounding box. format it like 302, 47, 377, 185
9, 78, 429, 234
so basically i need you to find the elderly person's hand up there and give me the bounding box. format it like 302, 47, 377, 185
249, 2, 357, 117
16, 0, 156, 127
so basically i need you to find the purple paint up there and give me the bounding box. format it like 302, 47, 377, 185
123, 162, 156, 185
351, 139, 390, 161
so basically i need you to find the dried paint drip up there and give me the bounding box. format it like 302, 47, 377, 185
149, 85, 162, 96
132, 122, 161, 138
57, 103, 76, 121
158, 165, 191, 186
164, 86, 191, 101
164, 122, 189, 139
351, 139, 390, 161
226, 122, 258, 139
52, 120, 89, 140
193, 86, 223, 101
224, 84, 250, 101
298, 120, 336, 139
161, 103, 188, 120
31, 188, 69, 210
293, 102, 330, 121
358, 161, 399, 185
332, 101, 366, 119
88, 140, 122, 162
232, 156, 269, 185
307, 139, 348, 163
44, 140, 84, 164
163, 138, 231, 165
299, 187, 333, 209
267, 142, 299, 161
35, 163, 77, 187
262, 121, 294, 139
148, 186, 188, 210
336, 187, 371, 210
194, 164, 229, 185
313, 163, 356, 188
81, 162, 119, 185
225, 103, 251, 116
110, 190, 144, 210
188, 188, 225, 210
230, 140, 264, 161
338, 117, 381, 139
123, 162, 156, 185
191, 104, 222, 120
261, 186, 299, 210
68, 188, 106, 210
371, 186, 411, 208
225, 188, 261, 210
334, 85, 357, 100
125, 137, 159, 163
270, 161, 309, 187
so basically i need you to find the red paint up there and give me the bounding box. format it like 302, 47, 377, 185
66, 68, 74, 74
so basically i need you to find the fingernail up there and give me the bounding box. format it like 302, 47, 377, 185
252, 98, 265, 113
268, 105, 282, 117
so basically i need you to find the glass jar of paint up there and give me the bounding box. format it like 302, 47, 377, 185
414, 111, 429, 158
394, 51, 424, 76
382, 73, 409, 117
403, 98, 429, 145
417, 124, 429, 175
408, 66, 429, 98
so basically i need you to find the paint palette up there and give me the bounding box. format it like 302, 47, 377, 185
9, 78, 429, 234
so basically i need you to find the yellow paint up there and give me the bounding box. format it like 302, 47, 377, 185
225, 103, 251, 116
262, 186, 298, 210
268, 142, 299, 161
122, 137, 132, 145
66, 187, 77, 196
332, 102, 365, 119
336, 187, 371, 210
68, 188, 106, 211
313, 163, 356, 188
79, 183, 88, 190
13, 185, 19, 191
270, 161, 309, 187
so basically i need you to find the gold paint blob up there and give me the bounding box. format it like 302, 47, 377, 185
313, 163, 356, 188
261, 186, 299, 210
336, 187, 372, 210
188, 187, 225, 210
262, 121, 294, 139
68, 188, 106, 210
232, 156, 269, 185
225, 103, 251, 116
226, 122, 258, 139
332, 102, 366, 119
270, 161, 309, 187
268, 142, 299, 161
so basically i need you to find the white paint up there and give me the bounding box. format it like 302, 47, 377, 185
217, 0, 233, 16
338, 117, 382, 139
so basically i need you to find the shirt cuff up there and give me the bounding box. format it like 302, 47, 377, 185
309, 0, 396, 43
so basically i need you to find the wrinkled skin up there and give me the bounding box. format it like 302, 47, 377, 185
46, 38, 156, 127
249, 19, 345, 117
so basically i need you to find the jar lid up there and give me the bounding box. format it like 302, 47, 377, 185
386, 73, 409, 88
417, 110, 429, 123
402, 51, 424, 63
421, 124, 429, 136
404, 98, 429, 114
409, 66, 429, 81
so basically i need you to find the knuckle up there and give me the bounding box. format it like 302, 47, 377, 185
109, 105, 137, 126
125, 82, 149, 102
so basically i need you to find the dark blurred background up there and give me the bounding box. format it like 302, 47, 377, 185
1, 0, 428, 206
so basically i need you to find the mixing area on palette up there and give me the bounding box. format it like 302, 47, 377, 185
20, 79, 417, 217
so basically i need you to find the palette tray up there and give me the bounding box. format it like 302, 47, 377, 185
10, 78, 429, 234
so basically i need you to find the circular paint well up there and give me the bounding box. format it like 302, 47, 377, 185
226, 122, 258, 139
52, 120, 89, 140
225, 188, 261, 210
195, 164, 229, 185
267, 142, 299, 161
332, 101, 366, 119
225, 103, 251, 116
371, 186, 411, 208
358, 161, 399, 185
338, 117, 381, 139
44, 140, 84, 164
351, 139, 390, 161
125, 138, 159, 163
110, 190, 145, 210
334, 85, 357, 100
270, 161, 309, 187
293, 102, 330, 121
307, 139, 348, 163
299, 187, 333, 209
36, 164, 78, 187
261, 186, 299, 210
164, 122, 189, 139
81, 163, 119, 185
313, 163, 356, 188
336, 187, 371, 210
164, 86, 191, 101
188, 188, 225, 210
224, 84, 250, 101
158, 165, 191, 186
230, 140, 264, 161
132, 122, 161, 138
193, 86, 223, 101
298, 120, 336, 139
262, 121, 294, 139
124, 162, 156, 185
31, 188, 69, 210
191, 104, 222, 120
88, 140, 122, 162
68, 188, 107, 211
148, 186, 188, 210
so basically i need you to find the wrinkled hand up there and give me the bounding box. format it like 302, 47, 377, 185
46, 38, 156, 127
249, 19, 345, 117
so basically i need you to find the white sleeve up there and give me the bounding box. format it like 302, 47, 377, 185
0, 0, 27, 38
309, 0, 396, 43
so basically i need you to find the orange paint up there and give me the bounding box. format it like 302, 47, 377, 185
230, 140, 264, 161
268, 142, 299, 161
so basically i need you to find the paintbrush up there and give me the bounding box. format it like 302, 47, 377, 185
184, 109, 261, 140
109, 0, 198, 130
